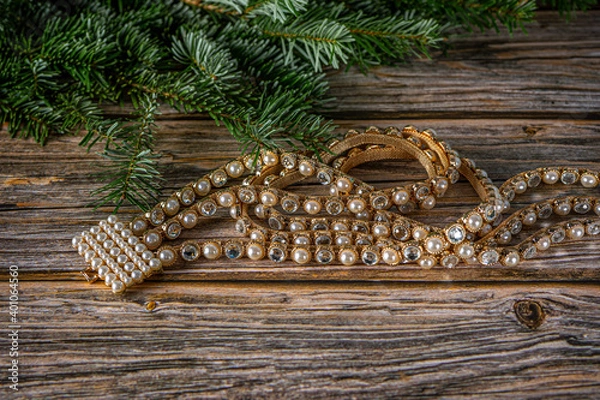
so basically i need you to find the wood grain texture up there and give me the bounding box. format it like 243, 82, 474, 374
1, 9, 599, 400
3, 281, 600, 399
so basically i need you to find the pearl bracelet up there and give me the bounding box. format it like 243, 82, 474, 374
72, 126, 600, 293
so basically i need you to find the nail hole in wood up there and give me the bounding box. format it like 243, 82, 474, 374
145, 301, 157, 312
514, 300, 545, 329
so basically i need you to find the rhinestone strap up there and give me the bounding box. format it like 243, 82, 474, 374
72, 126, 600, 293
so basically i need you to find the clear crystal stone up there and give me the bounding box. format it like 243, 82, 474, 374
181, 243, 200, 261
403, 245, 421, 262
509, 220, 523, 235
281, 153, 296, 169
446, 224, 466, 244
586, 221, 600, 235
392, 224, 410, 241
361, 249, 379, 265
484, 205, 497, 222
316, 249, 333, 264
268, 246, 286, 263
537, 203, 553, 219
522, 245, 537, 259
560, 171, 578, 185
281, 197, 299, 213
312, 221, 328, 231
414, 185, 430, 201
315, 235, 332, 245
180, 188, 196, 206
356, 236, 373, 246
371, 194, 389, 210
200, 200, 217, 216
479, 249, 499, 265
325, 200, 343, 215
211, 169, 228, 187
271, 234, 288, 244
573, 200, 591, 214
316, 169, 332, 185
268, 217, 284, 230
150, 208, 165, 225
441, 254, 459, 268
238, 188, 257, 204
549, 227, 566, 243
166, 222, 182, 239
224, 242, 242, 259
352, 222, 369, 234
527, 173, 541, 188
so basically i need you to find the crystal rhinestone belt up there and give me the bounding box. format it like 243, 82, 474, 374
72, 126, 600, 293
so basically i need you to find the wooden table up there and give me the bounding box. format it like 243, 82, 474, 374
2, 11, 599, 399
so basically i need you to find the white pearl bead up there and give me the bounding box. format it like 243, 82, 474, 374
372, 224, 390, 238
263, 152, 278, 167
135, 243, 147, 253
164, 198, 180, 216
128, 236, 139, 246
226, 161, 244, 178
382, 248, 399, 265
419, 256, 436, 269
304, 200, 322, 215
107, 215, 118, 224
260, 191, 278, 206
503, 252, 520, 267
514, 180, 527, 194
139, 264, 151, 276
425, 237, 444, 254
109, 247, 121, 257
114, 222, 125, 232
335, 236, 351, 246
247, 244, 265, 260
581, 173, 598, 188
91, 258, 103, 270
149, 258, 162, 271
84, 250, 96, 262
131, 269, 144, 282
132, 219, 147, 233
522, 212, 537, 226
543, 170, 559, 184
336, 178, 352, 193
535, 236, 551, 251
111, 280, 125, 294
332, 222, 348, 231
412, 227, 428, 241
120, 229, 132, 239
568, 224, 585, 239
90, 226, 100, 235
289, 222, 306, 232
203, 243, 222, 259
392, 189, 409, 205
159, 249, 175, 264
292, 248, 311, 264
347, 198, 366, 213
457, 243, 475, 259
465, 213, 483, 231
250, 230, 265, 241
217, 192, 235, 207
194, 179, 211, 196
142, 250, 154, 261
181, 212, 198, 229
298, 161, 315, 176
420, 196, 436, 210
254, 204, 266, 219
97, 266, 109, 279
339, 249, 357, 266
144, 232, 161, 248
104, 273, 117, 286
124, 262, 135, 272
117, 254, 128, 265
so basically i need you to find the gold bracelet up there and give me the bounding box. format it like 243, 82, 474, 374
72, 126, 600, 293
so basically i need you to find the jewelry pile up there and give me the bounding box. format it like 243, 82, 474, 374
72, 126, 600, 293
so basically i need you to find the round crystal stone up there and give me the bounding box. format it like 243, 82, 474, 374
586, 221, 600, 235
549, 227, 566, 243
522, 245, 537, 259
281, 197, 299, 213
573, 199, 591, 214
268, 217, 284, 230
325, 200, 344, 215
441, 254, 459, 268
224, 242, 243, 259
537, 203, 553, 219
316, 248, 334, 264
361, 249, 379, 265
200, 200, 217, 216
352, 222, 369, 234
370, 193, 389, 210
312, 221, 328, 231
211, 169, 228, 187
179, 188, 196, 206
181, 243, 200, 261
316, 169, 332, 185
166, 222, 182, 239
446, 224, 466, 245
403, 245, 421, 262
560, 171, 578, 185
238, 188, 257, 204
484, 205, 497, 222
268, 246, 286, 263
414, 185, 430, 201
150, 208, 165, 225
479, 249, 499, 265
315, 235, 332, 245
392, 224, 410, 241
509, 220, 523, 235
281, 153, 296, 169
527, 173, 541, 188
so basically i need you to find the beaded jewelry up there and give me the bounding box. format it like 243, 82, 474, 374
72, 126, 600, 293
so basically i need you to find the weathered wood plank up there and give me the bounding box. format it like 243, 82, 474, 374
4, 281, 599, 399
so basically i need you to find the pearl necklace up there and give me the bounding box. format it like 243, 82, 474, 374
72, 126, 600, 293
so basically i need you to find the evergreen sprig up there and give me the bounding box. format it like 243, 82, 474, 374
0, 0, 596, 211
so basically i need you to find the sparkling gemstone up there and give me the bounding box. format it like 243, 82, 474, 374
479, 249, 499, 265
441, 254, 459, 268
179, 188, 196, 206
355, 236, 372, 246
312, 221, 328, 231
522, 245, 537, 259
560, 171, 578, 185
352, 223, 369, 234
166, 222, 182, 239
484, 205, 497, 222
211, 169, 228, 187
446, 224, 466, 245
150, 208, 165, 225
268, 246, 286, 263
527, 173, 541, 188
238, 187, 257, 204
181, 243, 200, 261
398, 202, 415, 214
536, 203, 553, 219
316, 248, 334, 264
224, 242, 243, 259
414, 185, 430, 201
392, 224, 410, 241
586, 221, 600, 235
509, 220, 523, 235
549, 227, 566, 243
315, 235, 332, 245
316, 169, 332, 185
281, 197, 300, 213
361, 249, 379, 265
573, 199, 591, 214
200, 200, 217, 216
235, 219, 248, 234
371, 193, 389, 210
325, 199, 344, 215
281, 153, 296, 169
268, 217, 284, 230
403, 245, 421, 262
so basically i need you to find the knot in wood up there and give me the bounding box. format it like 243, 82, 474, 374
514, 299, 545, 329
